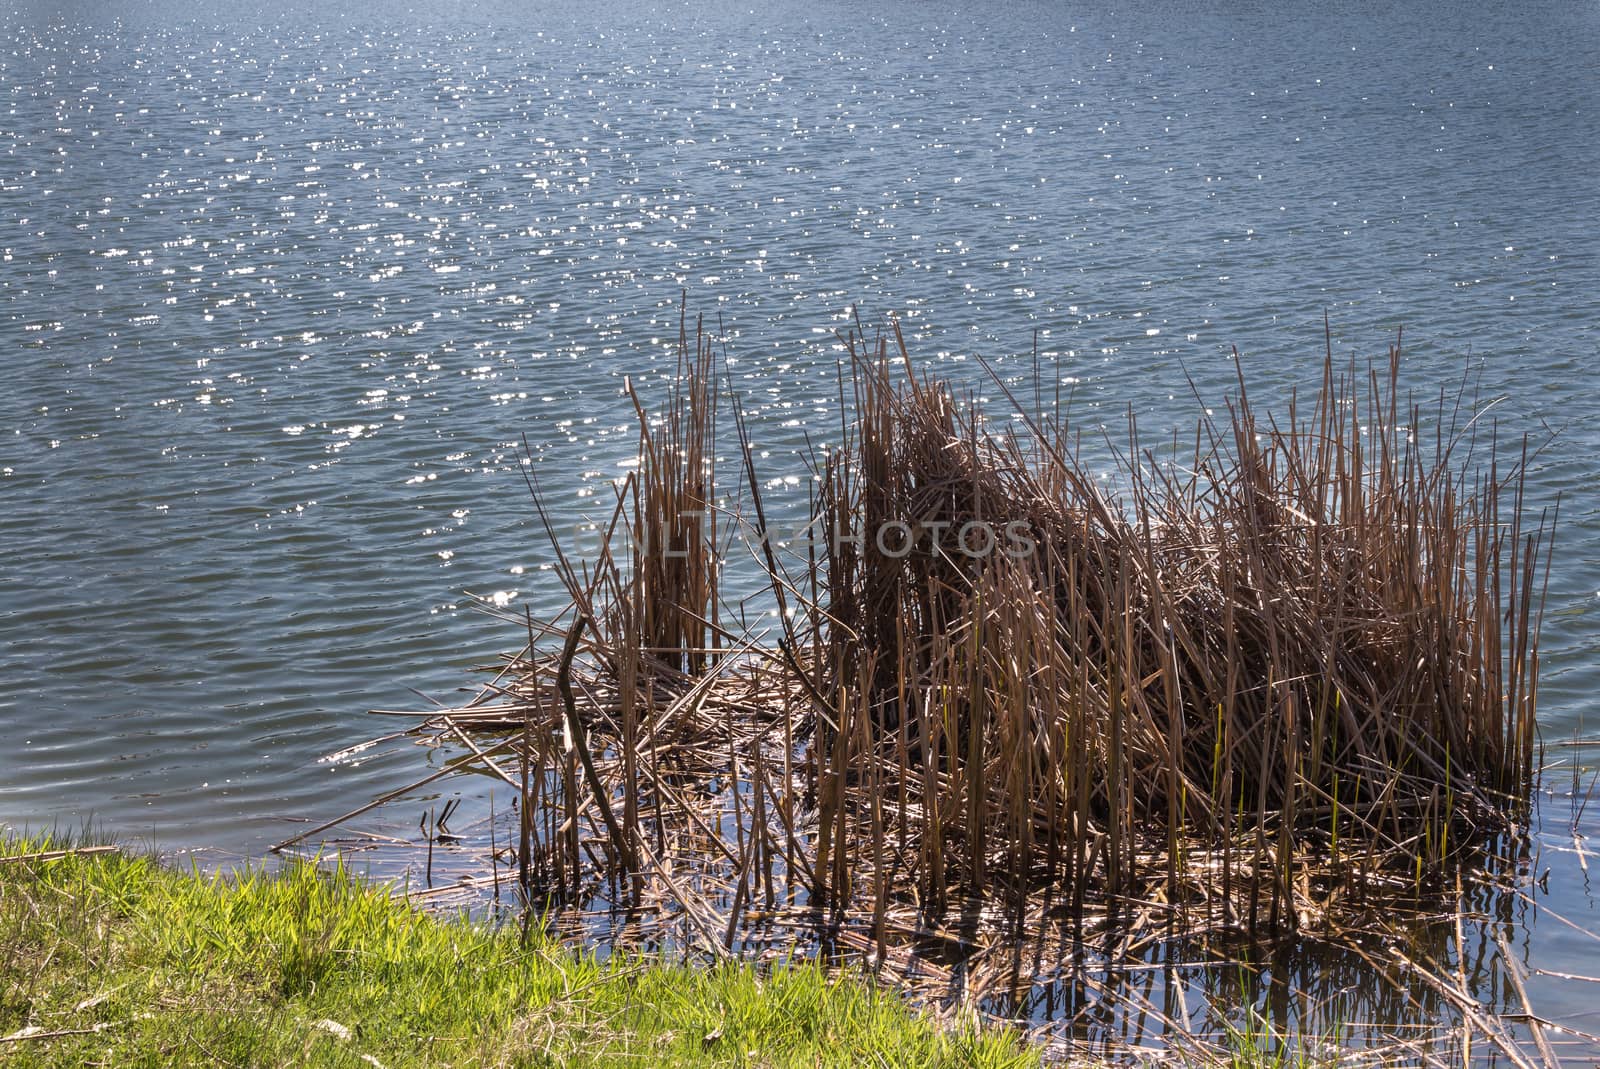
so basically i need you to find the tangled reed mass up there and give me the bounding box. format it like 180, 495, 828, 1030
287, 312, 1553, 1057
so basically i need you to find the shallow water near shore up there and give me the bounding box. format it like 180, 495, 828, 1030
3, 0, 1599, 1057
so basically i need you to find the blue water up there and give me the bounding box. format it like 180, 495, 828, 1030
3, 0, 1598, 1052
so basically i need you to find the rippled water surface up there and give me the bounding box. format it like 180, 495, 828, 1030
3, 0, 1599, 1050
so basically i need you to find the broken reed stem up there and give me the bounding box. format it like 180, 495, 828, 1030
556, 613, 638, 880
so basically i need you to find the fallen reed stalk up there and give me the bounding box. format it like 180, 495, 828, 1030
288, 309, 1555, 1062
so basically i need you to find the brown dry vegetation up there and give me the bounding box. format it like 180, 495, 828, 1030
282, 310, 1555, 1065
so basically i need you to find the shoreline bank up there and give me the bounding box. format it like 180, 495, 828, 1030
0, 835, 1033, 1067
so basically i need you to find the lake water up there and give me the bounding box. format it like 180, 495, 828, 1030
3, 0, 1599, 1053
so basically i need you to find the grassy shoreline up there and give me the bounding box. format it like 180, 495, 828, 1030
0, 835, 1035, 1067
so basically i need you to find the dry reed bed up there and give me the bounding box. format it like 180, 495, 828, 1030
283, 313, 1557, 1064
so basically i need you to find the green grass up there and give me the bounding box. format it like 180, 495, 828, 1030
0, 834, 1036, 1068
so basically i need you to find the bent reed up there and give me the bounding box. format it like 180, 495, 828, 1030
287, 310, 1553, 1063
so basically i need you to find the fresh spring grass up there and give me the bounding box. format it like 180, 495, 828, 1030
0, 834, 1037, 1068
